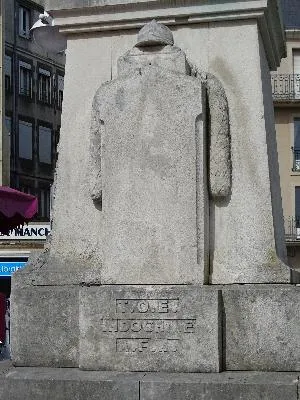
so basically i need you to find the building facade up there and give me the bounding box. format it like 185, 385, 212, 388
0, 0, 65, 297
272, 0, 300, 270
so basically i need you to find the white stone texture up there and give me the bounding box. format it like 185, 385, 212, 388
46, 33, 135, 283
79, 286, 221, 372
205, 73, 231, 198
47, 20, 289, 285
40, 0, 286, 72
11, 286, 79, 367
223, 285, 300, 371
207, 20, 289, 283
136, 20, 174, 47
89, 47, 208, 284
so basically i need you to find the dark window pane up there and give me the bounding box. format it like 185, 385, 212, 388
294, 119, 300, 149
295, 187, 300, 219
19, 120, 32, 159
39, 126, 52, 164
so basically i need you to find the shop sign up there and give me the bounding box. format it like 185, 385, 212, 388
0, 262, 26, 277
0, 224, 51, 241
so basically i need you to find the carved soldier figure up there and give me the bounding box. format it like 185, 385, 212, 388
89, 20, 231, 284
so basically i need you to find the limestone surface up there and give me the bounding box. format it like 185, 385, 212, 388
11, 286, 79, 367
136, 20, 174, 47
0, 364, 298, 400
90, 64, 208, 284
79, 286, 221, 372
223, 285, 300, 371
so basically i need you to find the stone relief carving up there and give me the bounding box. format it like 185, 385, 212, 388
88, 20, 231, 283
89, 20, 231, 204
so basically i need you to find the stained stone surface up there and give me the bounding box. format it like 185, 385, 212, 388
140, 372, 299, 400
0, 363, 298, 400
117, 45, 191, 77
79, 286, 221, 372
90, 64, 208, 284
223, 285, 300, 371
0, 364, 140, 400
11, 286, 79, 367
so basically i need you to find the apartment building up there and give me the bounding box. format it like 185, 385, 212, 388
5, 0, 64, 218
272, 0, 300, 270
0, 0, 65, 296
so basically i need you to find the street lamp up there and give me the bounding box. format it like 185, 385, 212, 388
30, 12, 67, 53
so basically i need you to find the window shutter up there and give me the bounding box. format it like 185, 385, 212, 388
19, 120, 33, 160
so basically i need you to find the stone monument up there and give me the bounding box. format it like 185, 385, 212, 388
1, 1, 300, 399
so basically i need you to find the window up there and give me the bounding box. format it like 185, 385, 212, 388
18, 120, 32, 160
295, 187, 300, 234
293, 50, 300, 99
19, 61, 32, 97
18, 184, 35, 196
5, 116, 13, 156
19, 6, 31, 38
293, 118, 300, 171
38, 125, 52, 164
57, 75, 64, 109
5, 55, 12, 93
5, 116, 12, 137
54, 126, 60, 163
38, 187, 51, 219
38, 68, 51, 104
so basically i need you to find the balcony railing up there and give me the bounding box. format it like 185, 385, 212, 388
285, 216, 300, 242
271, 74, 300, 101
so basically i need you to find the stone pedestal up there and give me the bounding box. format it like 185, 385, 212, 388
79, 286, 221, 372
0, 363, 299, 400
11, 283, 300, 373
6, 1, 300, 399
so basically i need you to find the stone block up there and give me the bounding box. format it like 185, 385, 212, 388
79, 285, 221, 372
0, 364, 298, 400
0, 364, 140, 400
140, 372, 299, 400
91, 66, 208, 285
11, 286, 79, 367
223, 285, 300, 371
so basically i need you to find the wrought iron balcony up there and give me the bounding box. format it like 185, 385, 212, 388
271, 74, 300, 101
285, 216, 300, 242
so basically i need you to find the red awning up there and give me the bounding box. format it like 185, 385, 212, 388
0, 186, 38, 235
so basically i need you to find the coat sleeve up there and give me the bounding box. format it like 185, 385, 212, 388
206, 73, 232, 198
89, 93, 104, 203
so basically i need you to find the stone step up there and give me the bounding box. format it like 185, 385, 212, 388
0, 362, 299, 400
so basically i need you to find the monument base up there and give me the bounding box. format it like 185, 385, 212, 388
0, 362, 298, 400
11, 283, 300, 372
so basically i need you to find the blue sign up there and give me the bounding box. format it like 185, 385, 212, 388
0, 262, 26, 277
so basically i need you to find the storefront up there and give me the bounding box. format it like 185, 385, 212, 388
0, 223, 51, 297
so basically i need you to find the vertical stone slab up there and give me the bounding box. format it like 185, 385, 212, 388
208, 20, 290, 283
223, 285, 300, 371
11, 286, 79, 367
94, 66, 207, 284
79, 286, 221, 372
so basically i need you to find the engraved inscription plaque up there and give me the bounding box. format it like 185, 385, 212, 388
79, 286, 221, 372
